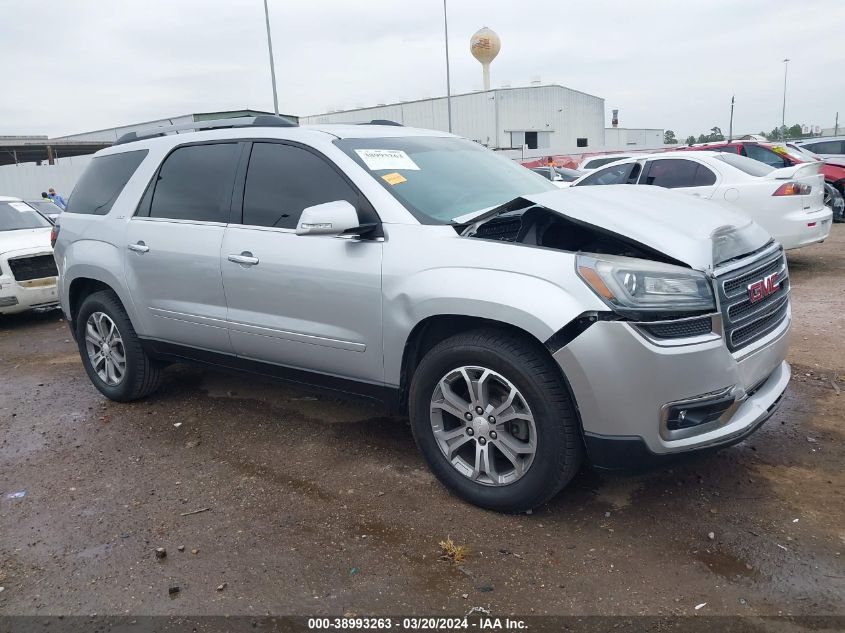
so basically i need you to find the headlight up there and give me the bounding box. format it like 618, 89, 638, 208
576, 253, 715, 318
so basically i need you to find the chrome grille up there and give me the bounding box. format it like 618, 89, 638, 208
716, 248, 789, 352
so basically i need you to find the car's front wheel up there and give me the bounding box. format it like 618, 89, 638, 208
76, 290, 163, 401
409, 329, 582, 512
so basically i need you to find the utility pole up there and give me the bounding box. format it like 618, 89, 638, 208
443, 0, 453, 133
728, 95, 735, 142
836, 112, 840, 136
781, 58, 789, 141
263, 0, 280, 116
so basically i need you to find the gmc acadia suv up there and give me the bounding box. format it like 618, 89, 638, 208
54, 116, 791, 512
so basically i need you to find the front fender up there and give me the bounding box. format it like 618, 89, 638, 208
383, 266, 603, 385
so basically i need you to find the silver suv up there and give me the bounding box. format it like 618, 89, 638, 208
54, 116, 791, 512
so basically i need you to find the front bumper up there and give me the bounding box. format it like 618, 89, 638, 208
553, 311, 790, 468
0, 274, 59, 314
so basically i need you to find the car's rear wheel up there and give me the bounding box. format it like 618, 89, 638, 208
409, 329, 582, 512
76, 290, 163, 401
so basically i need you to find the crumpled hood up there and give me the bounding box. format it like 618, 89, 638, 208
0, 228, 52, 256
523, 185, 772, 271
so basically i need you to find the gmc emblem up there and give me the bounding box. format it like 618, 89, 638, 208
747, 272, 780, 304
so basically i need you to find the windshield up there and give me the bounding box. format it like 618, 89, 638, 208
786, 145, 820, 162
28, 201, 61, 214
335, 136, 556, 223
0, 201, 52, 232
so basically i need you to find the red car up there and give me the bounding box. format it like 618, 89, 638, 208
683, 141, 845, 196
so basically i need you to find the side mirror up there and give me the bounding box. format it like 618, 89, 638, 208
296, 200, 360, 236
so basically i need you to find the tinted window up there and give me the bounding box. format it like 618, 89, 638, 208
0, 202, 51, 231
65, 150, 148, 215
742, 144, 789, 168
577, 162, 635, 186
802, 140, 844, 154
149, 143, 238, 222
642, 159, 715, 188
715, 153, 775, 177
242, 143, 359, 229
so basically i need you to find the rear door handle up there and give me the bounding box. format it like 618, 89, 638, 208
128, 241, 149, 253
228, 252, 259, 266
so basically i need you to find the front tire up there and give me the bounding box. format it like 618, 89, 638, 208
76, 290, 163, 401
409, 328, 582, 512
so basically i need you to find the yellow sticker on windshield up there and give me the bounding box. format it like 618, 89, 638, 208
382, 172, 407, 185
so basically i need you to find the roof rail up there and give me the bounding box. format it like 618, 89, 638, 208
113, 114, 298, 145
359, 119, 403, 127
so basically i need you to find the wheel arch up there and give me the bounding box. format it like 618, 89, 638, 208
65, 271, 138, 340
396, 314, 584, 424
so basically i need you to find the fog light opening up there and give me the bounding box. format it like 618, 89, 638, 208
666, 395, 736, 431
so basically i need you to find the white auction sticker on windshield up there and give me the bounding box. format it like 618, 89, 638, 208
354, 149, 420, 171
9, 202, 34, 213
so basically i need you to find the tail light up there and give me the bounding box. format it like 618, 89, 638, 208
50, 223, 60, 248
773, 182, 811, 196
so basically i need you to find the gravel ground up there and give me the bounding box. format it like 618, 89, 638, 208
0, 227, 843, 618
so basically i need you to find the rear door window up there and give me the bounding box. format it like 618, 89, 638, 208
241, 143, 359, 229
641, 159, 715, 188
65, 150, 148, 215
148, 143, 239, 223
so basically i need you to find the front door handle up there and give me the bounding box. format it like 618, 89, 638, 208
128, 241, 149, 253
228, 252, 259, 266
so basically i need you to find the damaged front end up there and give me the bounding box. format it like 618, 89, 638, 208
460, 186, 777, 346
459, 188, 791, 462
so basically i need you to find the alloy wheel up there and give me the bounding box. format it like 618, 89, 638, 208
84, 311, 126, 386
429, 366, 537, 486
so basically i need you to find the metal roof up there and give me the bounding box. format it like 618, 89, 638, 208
0, 137, 111, 166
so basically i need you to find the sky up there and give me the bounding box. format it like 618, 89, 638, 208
1, 0, 842, 139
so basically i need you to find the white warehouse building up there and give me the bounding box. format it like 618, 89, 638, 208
302, 84, 605, 152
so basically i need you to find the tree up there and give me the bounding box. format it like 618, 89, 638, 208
697, 134, 708, 143
709, 127, 724, 141
685, 135, 696, 145
787, 124, 802, 139
663, 130, 678, 144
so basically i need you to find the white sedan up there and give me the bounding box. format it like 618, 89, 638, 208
569, 151, 831, 251
0, 196, 60, 314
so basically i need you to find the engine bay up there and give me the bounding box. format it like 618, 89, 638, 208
461, 202, 679, 265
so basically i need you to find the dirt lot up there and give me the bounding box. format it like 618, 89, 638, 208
1, 228, 843, 619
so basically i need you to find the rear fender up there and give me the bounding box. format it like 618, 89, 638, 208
61, 240, 140, 331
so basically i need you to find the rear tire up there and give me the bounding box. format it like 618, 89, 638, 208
76, 290, 163, 401
409, 328, 582, 512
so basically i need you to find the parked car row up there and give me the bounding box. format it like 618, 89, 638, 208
43, 117, 794, 512
796, 136, 845, 167
565, 151, 832, 250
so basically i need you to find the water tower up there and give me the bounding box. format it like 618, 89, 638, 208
470, 27, 501, 91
